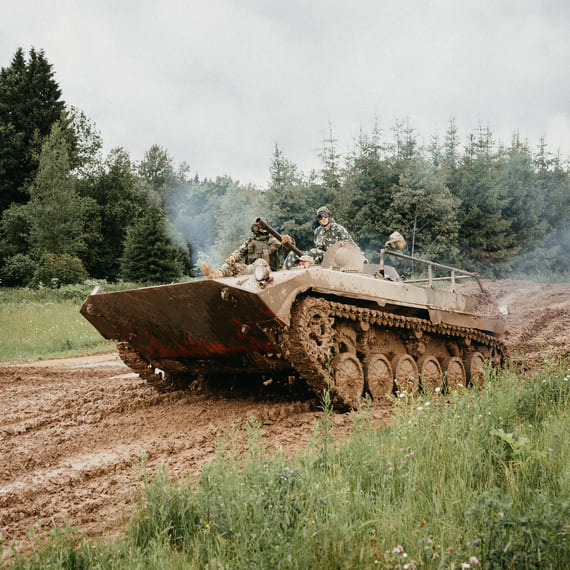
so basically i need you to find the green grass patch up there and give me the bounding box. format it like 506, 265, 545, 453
0, 282, 136, 361
6, 358, 570, 569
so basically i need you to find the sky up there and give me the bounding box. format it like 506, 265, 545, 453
2, 0, 569, 187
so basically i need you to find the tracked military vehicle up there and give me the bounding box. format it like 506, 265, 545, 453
80, 227, 506, 409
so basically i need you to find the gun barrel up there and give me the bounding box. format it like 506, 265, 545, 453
256, 217, 304, 257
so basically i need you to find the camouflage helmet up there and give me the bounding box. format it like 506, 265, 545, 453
251, 217, 268, 234
317, 206, 331, 219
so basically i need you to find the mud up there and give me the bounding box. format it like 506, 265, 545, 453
1, 279, 569, 561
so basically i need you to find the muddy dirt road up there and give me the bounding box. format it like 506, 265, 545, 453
1, 279, 569, 561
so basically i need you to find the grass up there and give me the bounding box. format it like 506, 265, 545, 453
4, 357, 570, 569
0, 282, 139, 361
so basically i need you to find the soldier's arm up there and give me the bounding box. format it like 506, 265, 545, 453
268, 236, 284, 253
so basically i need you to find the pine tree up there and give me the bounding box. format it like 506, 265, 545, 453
120, 208, 185, 284
0, 48, 65, 212
341, 124, 394, 257
453, 126, 516, 276
385, 157, 460, 263
264, 144, 313, 250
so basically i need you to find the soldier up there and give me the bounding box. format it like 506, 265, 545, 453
310, 206, 356, 262
298, 254, 315, 268
201, 218, 291, 279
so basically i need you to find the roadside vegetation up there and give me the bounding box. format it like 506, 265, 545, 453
5, 358, 569, 569
0, 283, 132, 361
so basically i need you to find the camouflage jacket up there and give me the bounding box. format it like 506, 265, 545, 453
231, 234, 283, 270
314, 218, 355, 251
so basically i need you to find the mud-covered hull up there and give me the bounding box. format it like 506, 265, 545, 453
81, 264, 506, 407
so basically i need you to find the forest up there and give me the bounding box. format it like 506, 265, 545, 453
1, 47, 569, 288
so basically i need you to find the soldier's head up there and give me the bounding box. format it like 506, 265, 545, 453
298, 255, 314, 268
317, 206, 331, 226
251, 218, 269, 235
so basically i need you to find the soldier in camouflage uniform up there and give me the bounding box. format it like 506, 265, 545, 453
201, 218, 290, 279
311, 206, 355, 262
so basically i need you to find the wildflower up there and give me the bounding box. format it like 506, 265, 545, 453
393, 545, 404, 554
425, 401, 430, 406
461, 564, 470, 569
469, 556, 480, 565
435, 387, 441, 393
387, 462, 392, 467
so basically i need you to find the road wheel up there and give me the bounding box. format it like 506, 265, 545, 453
465, 352, 486, 388
391, 354, 419, 394
417, 355, 442, 393
364, 353, 394, 399
332, 352, 364, 409
442, 357, 466, 391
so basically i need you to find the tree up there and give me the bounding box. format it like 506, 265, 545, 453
341, 123, 395, 258
453, 126, 517, 276
26, 121, 94, 258
138, 144, 188, 217
263, 144, 313, 250
61, 106, 103, 177
0, 48, 65, 212
81, 147, 141, 280
385, 160, 460, 264
495, 135, 545, 257
120, 208, 186, 284
319, 122, 342, 203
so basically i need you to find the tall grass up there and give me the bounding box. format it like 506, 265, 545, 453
6, 358, 569, 569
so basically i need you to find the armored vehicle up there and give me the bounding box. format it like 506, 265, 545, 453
80, 235, 506, 409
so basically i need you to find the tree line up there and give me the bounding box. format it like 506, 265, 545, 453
1, 48, 569, 287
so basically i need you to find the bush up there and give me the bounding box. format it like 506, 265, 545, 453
0, 253, 37, 286
31, 253, 88, 288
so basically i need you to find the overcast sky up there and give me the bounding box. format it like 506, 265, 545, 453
2, 0, 569, 186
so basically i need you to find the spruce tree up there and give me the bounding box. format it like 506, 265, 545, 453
120, 208, 185, 284
0, 48, 65, 212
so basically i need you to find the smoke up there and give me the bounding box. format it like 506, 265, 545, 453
165, 178, 263, 272
510, 226, 570, 280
